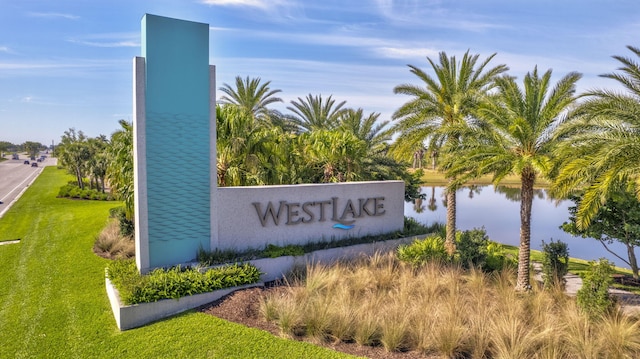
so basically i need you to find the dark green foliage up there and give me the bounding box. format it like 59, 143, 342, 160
562, 188, 640, 279
455, 227, 489, 269
263, 244, 305, 258
106, 259, 262, 305
541, 239, 569, 289
576, 259, 616, 320
397, 234, 448, 266
397, 227, 517, 271
109, 206, 134, 237
58, 181, 113, 201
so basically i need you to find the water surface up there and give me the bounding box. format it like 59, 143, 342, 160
405, 186, 632, 269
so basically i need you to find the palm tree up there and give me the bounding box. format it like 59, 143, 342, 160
107, 120, 134, 218
218, 76, 283, 121
391, 51, 508, 254
447, 67, 582, 291
552, 45, 640, 229
216, 104, 287, 186
287, 94, 347, 132
338, 108, 392, 154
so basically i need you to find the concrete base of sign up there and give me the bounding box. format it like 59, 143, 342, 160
107, 235, 423, 330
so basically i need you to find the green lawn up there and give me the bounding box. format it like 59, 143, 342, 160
416, 168, 551, 188
0, 167, 358, 359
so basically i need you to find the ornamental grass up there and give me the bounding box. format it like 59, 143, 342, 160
261, 252, 640, 358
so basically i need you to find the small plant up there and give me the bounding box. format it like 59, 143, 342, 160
541, 239, 569, 290
397, 234, 448, 266
577, 258, 616, 320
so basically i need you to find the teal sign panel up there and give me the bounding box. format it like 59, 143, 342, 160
141, 14, 211, 267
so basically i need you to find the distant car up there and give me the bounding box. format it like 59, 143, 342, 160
24, 160, 29, 165
31, 162, 38, 167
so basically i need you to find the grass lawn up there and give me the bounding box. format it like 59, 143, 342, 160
416, 168, 551, 188
0, 167, 357, 359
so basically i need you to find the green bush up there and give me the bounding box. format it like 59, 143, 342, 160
541, 239, 569, 290
106, 259, 262, 305
576, 259, 616, 320
397, 234, 448, 266
58, 182, 113, 201
484, 241, 517, 271
455, 227, 488, 269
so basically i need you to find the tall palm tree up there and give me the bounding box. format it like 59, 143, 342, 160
391, 51, 508, 253
287, 94, 347, 132
553, 45, 640, 229
447, 67, 582, 291
219, 76, 283, 121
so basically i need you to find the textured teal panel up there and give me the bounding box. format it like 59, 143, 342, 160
142, 14, 211, 267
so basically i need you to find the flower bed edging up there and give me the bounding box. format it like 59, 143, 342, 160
106, 276, 262, 330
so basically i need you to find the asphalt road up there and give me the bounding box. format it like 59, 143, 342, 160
0, 154, 57, 218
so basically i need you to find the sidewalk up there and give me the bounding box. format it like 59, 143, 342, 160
533, 262, 640, 315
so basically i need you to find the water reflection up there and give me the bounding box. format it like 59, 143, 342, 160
405, 185, 632, 269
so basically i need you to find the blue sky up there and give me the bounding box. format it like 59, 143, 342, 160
1, 0, 639, 145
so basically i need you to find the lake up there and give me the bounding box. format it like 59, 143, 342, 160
405, 186, 632, 269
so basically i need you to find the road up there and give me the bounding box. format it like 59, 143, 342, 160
0, 154, 57, 218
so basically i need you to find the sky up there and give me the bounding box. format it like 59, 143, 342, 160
1, 0, 639, 145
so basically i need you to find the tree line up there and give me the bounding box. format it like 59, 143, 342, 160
55, 45, 640, 291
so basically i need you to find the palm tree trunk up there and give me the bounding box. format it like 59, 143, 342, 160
516, 170, 535, 291
445, 181, 457, 256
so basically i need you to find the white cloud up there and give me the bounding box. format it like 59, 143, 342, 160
374, 47, 440, 60
27, 12, 79, 20
67, 33, 139, 48
200, 0, 268, 7
0, 46, 10, 53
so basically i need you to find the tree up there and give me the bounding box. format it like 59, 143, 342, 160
219, 76, 283, 121
107, 120, 134, 219
300, 129, 367, 183
57, 129, 90, 189
562, 186, 640, 279
22, 141, 43, 158
391, 51, 508, 254
553, 45, 640, 229
0, 141, 15, 155
446, 67, 582, 290
216, 104, 288, 186
287, 94, 347, 132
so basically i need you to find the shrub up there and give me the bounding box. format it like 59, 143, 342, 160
485, 241, 517, 271
577, 259, 616, 320
106, 259, 262, 305
541, 239, 569, 290
397, 234, 448, 266
455, 227, 489, 269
